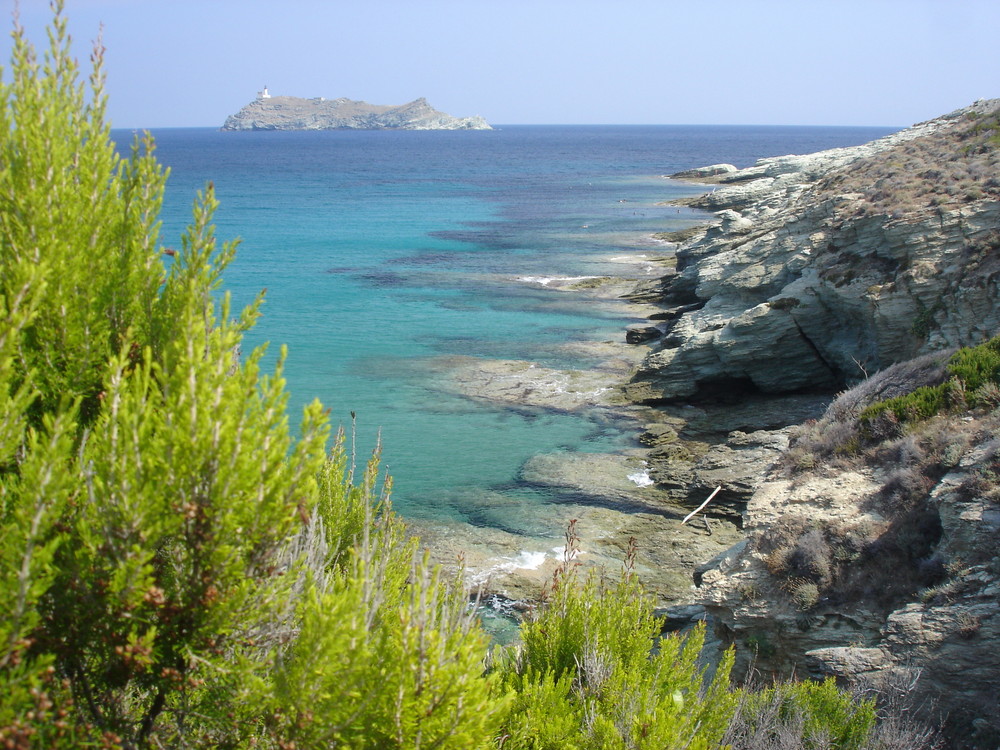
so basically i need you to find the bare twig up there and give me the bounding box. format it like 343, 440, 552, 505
682, 487, 721, 526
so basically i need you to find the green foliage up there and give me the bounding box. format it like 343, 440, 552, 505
730, 678, 877, 750
0, 8, 168, 426
910, 300, 943, 339
860, 335, 1000, 431
494, 532, 737, 749
859, 381, 953, 427
272, 543, 501, 749
947, 335, 1000, 403
0, 6, 499, 747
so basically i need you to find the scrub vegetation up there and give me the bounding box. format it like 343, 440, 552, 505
774, 337, 1000, 614
817, 105, 1000, 219
0, 6, 939, 748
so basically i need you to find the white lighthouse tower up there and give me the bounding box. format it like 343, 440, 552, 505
256, 85, 271, 100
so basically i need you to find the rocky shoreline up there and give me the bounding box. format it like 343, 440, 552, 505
414, 244, 828, 621
428, 98, 1000, 744
622, 99, 1000, 747
406, 250, 746, 609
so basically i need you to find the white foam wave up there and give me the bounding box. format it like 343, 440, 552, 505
628, 469, 655, 487
512, 550, 547, 570
516, 275, 598, 286
467, 549, 551, 586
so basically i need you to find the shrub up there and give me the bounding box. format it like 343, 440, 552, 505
0, 5, 953, 748
723, 678, 878, 750
0, 7, 501, 747
816, 101, 1000, 220
784, 530, 833, 585
790, 581, 821, 611
493, 530, 737, 749
947, 336, 1000, 397
859, 335, 1000, 433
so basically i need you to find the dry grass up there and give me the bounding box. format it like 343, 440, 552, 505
763, 343, 1000, 611
816, 106, 1000, 221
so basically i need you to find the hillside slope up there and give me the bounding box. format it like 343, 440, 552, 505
639, 101, 1000, 748
625, 99, 1000, 404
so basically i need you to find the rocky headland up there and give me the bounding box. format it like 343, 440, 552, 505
397, 99, 998, 744
621, 99, 1000, 747
221, 95, 491, 131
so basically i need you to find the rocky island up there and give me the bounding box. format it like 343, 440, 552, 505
620, 98, 1000, 747
221, 91, 491, 131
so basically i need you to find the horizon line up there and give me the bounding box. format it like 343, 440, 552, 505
110, 122, 906, 132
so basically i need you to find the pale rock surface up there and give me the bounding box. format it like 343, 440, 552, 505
691, 433, 1000, 743
639, 99, 1000, 745
631, 100, 1000, 402
668, 163, 738, 179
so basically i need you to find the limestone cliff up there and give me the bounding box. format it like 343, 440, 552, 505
625, 99, 1000, 404
637, 100, 1000, 747
221, 96, 492, 131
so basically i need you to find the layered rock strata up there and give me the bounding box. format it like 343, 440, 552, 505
690, 393, 1000, 746
626, 99, 1000, 404
642, 100, 1000, 746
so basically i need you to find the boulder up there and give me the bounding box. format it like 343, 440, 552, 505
625, 323, 663, 344
668, 163, 738, 180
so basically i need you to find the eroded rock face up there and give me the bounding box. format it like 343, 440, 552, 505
643, 103, 1000, 744
631, 99, 1000, 403
689, 407, 1000, 746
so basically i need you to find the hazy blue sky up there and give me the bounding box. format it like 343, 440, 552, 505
3, 0, 998, 129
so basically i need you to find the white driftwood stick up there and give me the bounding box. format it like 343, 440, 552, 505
682, 486, 721, 525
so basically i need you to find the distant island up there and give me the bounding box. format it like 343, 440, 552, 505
221, 89, 491, 131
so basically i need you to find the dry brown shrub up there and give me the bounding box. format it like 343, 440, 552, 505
814, 103, 1000, 223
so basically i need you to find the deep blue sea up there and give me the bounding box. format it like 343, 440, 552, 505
126, 124, 895, 534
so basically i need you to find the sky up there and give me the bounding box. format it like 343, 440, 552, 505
2, 0, 998, 129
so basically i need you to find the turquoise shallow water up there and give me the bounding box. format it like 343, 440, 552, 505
136, 125, 895, 527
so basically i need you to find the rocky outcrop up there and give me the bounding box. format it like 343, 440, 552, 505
632, 100, 1000, 746
627, 99, 1000, 404
222, 96, 491, 131
690, 410, 1000, 745
668, 163, 738, 180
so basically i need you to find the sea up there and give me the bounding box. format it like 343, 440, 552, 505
127, 123, 895, 562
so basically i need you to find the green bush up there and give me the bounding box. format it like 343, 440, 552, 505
859, 335, 1000, 431
725, 678, 877, 750
947, 336, 1000, 403
0, 6, 500, 747
493, 532, 737, 749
